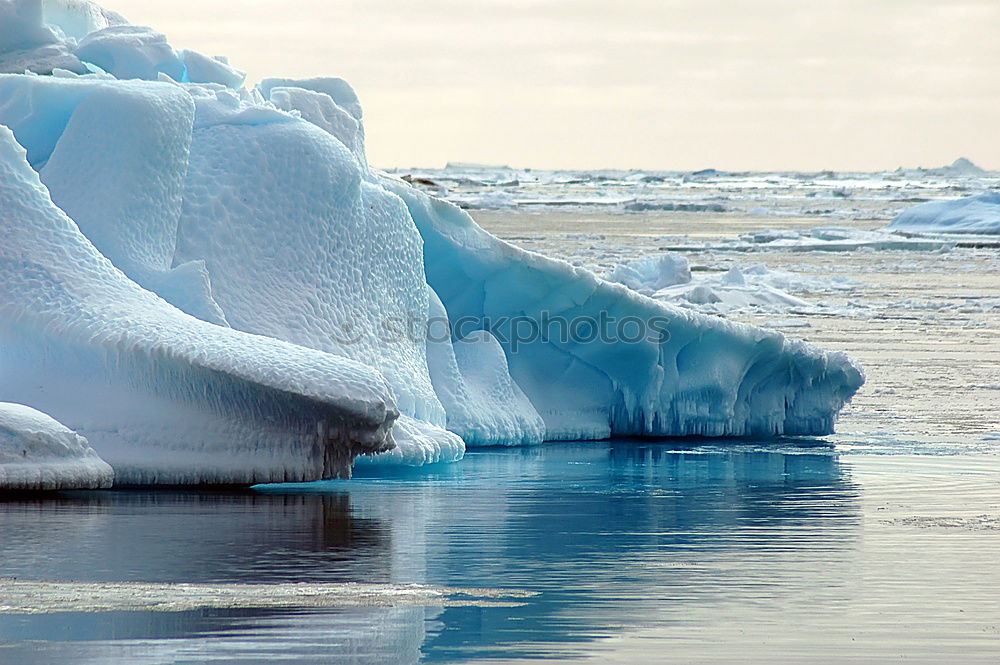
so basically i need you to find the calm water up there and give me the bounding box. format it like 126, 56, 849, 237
1, 441, 998, 663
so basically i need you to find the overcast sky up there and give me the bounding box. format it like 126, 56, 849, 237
111, 0, 999, 171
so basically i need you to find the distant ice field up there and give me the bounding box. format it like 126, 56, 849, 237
391, 163, 998, 221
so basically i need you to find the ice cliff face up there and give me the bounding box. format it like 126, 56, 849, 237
0, 0, 863, 487
389, 183, 863, 439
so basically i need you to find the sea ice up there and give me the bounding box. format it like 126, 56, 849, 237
663, 226, 955, 253
0, 401, 113, 490
607, 254, 692, 295
604, 254, 858, 316
889, 192, 1000, 235
652, 266, 815, 314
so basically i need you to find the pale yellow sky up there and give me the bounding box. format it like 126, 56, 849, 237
108, 0, 999, 171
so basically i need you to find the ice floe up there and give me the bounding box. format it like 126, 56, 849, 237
0, 402, 113, 490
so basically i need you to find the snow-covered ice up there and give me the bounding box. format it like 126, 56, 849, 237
606, 258, 859, 316
652, 266, 816, 314
889, 192, 1000, 235
0, 401, 113, 490
0, 0, 866, 485
607, 254, 692, 295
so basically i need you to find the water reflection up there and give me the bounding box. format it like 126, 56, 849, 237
0, 442, 861, 663
0, 492, 393, 583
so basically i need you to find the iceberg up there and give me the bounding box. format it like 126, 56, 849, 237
896, 157, 990, 178
0, 125, 396, 484
0, 402, 113, 489
0, 0, 864, 486
389, 182, 863, 439
889, 192, 1000, 235
425, 288, 545, 447
174, 77, 464, 464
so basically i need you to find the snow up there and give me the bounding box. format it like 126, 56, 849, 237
0, 125, 397, 484
0, 402, 113, 490
889, 192, 1000, 235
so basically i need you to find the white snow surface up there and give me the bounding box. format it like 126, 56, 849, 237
889, 192, 1000, 235
0, 0, 866, 484
0, 401, 113, 489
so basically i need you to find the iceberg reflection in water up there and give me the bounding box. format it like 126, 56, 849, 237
0, 442, 868, 663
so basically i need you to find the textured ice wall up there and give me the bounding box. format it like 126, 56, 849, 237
425, 289, 545, 446
388, 180, 865, 439
0, 402, 113, 489
0, 126, 397, 484
251, 80, 543, 451
889, 192, 1000, 235
173, 84, 463, 464
0, 74, 228, 324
